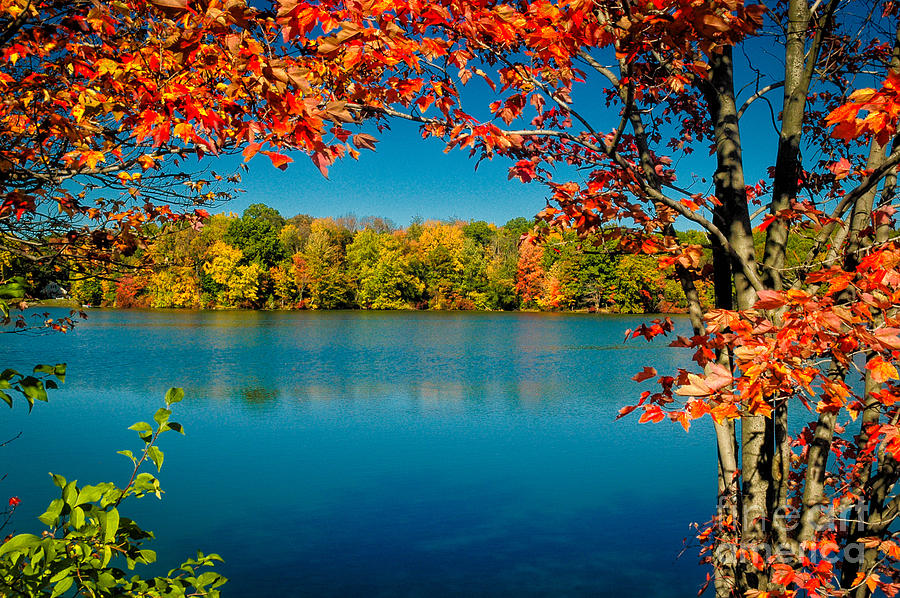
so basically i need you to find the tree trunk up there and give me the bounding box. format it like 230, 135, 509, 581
705, 45, 766, 592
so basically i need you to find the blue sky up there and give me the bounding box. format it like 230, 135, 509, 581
230, 118, 550, 226
221, 96, 776, 229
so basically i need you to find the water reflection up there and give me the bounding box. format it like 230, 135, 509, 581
237, 385, 277, 408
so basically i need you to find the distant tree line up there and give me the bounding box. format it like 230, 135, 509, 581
14, 202, 817, 313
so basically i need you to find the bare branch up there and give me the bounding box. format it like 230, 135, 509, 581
737, 81, 785, 120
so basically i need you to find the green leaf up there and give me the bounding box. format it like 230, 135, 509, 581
0, 533, 40, 557
147, 446, 164, 472
53, 364, 66, 383
128, 421, 153, 441
196, 571, 219, 587
0, 391, 11, 408
50, 576, 73, 598
51, 474, 67, 489
62, 481, 77, 507
165, 421, 185, 434
48, 564, 74, 584
71, 506, 84, 529
20, 376, 48, 402
0, 280, 25, 299
104, 509, 119, 543
75, 485, 104, 506
38, 499, 65, 527
100, 488, 123, 508
153, 408, 171, 427
164, 387, 185, 406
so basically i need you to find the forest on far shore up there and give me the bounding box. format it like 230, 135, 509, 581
16, 203, 811, 314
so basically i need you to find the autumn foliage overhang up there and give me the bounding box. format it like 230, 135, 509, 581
0, 0, 383, 270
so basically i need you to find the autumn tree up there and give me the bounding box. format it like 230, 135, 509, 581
267, 1, 900, 596
202, 241, 262, 307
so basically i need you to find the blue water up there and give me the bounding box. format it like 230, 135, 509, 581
1, 310, 714, 596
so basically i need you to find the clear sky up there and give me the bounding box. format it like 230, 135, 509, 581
219, 101, 775, 229
220, 118, 551, 227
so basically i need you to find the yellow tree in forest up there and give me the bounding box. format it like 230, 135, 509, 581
147, 267, 201, 308
418, 223, 466, 308
202, 241, 262, 307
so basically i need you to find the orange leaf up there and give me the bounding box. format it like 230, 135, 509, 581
261, 150, 293, 170
242, 142, 262, 162
638, 405, 665, 424
867, 356, 899, 384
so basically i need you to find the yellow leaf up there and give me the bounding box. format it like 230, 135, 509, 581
867, 356, 898, 384
82, 150, 105, 170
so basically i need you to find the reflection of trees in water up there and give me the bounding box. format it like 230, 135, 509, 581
239, 386, 278, 408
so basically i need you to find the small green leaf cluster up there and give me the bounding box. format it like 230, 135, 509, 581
0, 364, 66, 410
0, 388, 226, 597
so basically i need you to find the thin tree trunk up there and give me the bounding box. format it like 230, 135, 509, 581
705, 45, 766, 592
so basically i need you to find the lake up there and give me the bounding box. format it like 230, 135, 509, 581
1, 309, 714, 596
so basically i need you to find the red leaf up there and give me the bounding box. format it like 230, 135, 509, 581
827, 157, 852, 179
311, 151, 332, 178
756, 213, 776, 232
632, 366, 657, 382
754, 289, 785, 310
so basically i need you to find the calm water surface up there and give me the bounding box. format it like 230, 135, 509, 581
2, 310, 714, 597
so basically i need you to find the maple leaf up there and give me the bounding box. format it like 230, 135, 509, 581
242, 142, 262, 162
675, 373, 713, 397
632, 366, 657, 382
638, 405, 665, 424
754, 289, 785, 310
82, 151, 105, 170
138, 155, 159, 170
261, 151, 293, 170
867, 356, 899, 384
351, 133, 379, 151
827, 157, 852, 180
311, 151, 332, 178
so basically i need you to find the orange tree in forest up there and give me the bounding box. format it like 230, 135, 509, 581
8, 0, 900, 596
267, 1, 900, 596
